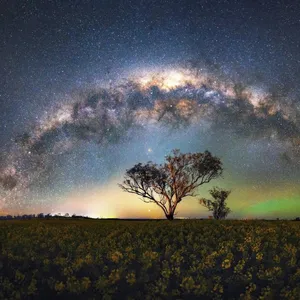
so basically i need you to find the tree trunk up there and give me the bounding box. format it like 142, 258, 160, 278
166, 213, 174, 221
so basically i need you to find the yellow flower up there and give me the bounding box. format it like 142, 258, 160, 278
126, 271, 136, 285
221, 259, 231, 269
81, 277, 91, 290
54, 282, 65, 292
108, 269, 121, 284
110, 251, 123, 263
180, 276, 195, 291
85, 254, 93, 264
15, 270, 25, 282
256, 252, 263, 261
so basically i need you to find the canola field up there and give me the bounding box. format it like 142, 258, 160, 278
0, 219, 300, 299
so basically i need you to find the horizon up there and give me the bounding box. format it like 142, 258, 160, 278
0, 212, 298, 221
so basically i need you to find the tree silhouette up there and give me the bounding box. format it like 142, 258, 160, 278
119, 149, 223, 220
199, 187, 231, 220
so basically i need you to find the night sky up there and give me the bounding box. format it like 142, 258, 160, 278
1, 0, 300, 219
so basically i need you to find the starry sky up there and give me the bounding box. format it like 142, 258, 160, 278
1, 0, 300, 219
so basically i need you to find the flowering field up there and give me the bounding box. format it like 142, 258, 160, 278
0, 219, 300, 299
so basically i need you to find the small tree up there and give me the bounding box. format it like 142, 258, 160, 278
119, 149, 223, 220
199, 187, 231, 220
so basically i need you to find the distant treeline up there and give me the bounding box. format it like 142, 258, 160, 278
0, 213, 91, 220
0, 214, 299, 221
0, 214, 157, 220
0, 214, 192, 220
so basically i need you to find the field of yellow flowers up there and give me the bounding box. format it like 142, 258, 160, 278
0, 219, 300, 299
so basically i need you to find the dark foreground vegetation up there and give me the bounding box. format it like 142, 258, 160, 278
0, 219, 300, 299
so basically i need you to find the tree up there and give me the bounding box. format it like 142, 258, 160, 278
119, 149, 223, 220
199, 187, 231, 220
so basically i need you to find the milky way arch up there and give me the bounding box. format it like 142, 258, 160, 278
1, 66, 300, 211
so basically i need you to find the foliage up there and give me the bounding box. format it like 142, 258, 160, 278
119, 149, 223, 220
199, 187, 232, 219
0, 219, 300, 299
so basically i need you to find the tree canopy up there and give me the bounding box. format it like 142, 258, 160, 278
119, 149, 223, 220
199, 187, 232, 220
